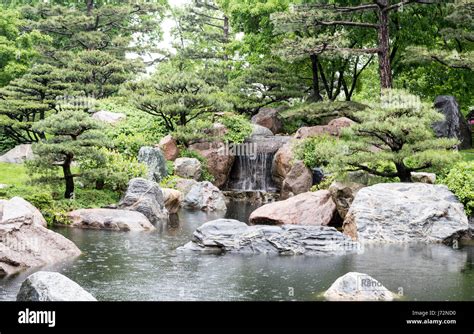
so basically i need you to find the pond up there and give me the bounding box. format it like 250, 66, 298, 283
0, 200, 473, 301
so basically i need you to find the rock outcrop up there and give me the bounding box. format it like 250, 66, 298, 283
182, 181, 227, 212
91, 110, 126, 124
433, 95, 472, 149
158, 135, 179, 161
281, 160, 313, 199
0, 196, 47, 227
174, 157, 202, 180
251, 124, 273, 137
17, 271, 96, 301
411, 172, 436, 184
343, 183, 469, 244
162, 188, 183, 214
249, 191, 336, 226
251, 107, 284, 134
189, 141, 234, 188
137, 146, 168, 182
179, 219, 360, 256
271, 141, 294, 189
324, 272, 394, 301
0, 198, 81, 276
118, 178, 168, 224
67, 208, 155, 231
0, 144, 34, 164
328, 182, 365, 219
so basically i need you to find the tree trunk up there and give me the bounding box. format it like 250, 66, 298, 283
395, 162, 412, 183
86, 0, 94, 16
309, 54, 323, 102
377, 2, 393, 89
63, 157, 75, 199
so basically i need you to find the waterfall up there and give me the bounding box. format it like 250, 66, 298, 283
226, 135, 290, 192
226, 152, 277, 192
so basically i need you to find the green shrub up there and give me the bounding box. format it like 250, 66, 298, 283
80, 148, 148, 192
219, 113, 253, 144
159, 175, 181, 189
294, 135, 342, 169
172, 119, 215, 145
438, 161, 474, 216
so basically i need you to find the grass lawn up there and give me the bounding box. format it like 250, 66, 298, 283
0, 162, 31, 187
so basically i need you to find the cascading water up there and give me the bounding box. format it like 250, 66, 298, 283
226, 135, 290, 192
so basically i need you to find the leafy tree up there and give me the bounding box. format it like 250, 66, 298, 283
0, 64, 68, 143
0, 9, 49, 86
272, 0, 441, 90
227, 57, 306, 114
128, 63, 231, 132
29, 110, 106, 199
327, 90, 460, 182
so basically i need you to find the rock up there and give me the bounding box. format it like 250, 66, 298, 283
158, 135, 179, 161
433, 96, 472, 149
346, 171, 369, 185
67, 208, 155, 231
175, 178, 199, 197
118, 178, 168, 225
162, 188, 183, 214
251, 124, 273, 137
329, 182, 365, 219
91, 110, 126, 124
183, 181, 227, 211
271, 141, 294, 189
324, 272, 394, 301
411, 172, 436, 184
189, 142, 234, 188
0, 197, 47, 227
281, 161, 313, 199
179, 219, 360, 256
327, 117, 356, 129
0, 184, 8, 189
174, 157, 202, 180
0, 198, 81, 276
138, 146, 167, 182
251, 107, 284, 134
249, 190, 336, 226
17, 271, 96, 301
311, 167, 325, 185
343, 183, 469, 244
0, 144, 34, 164
294, 117, 355, 139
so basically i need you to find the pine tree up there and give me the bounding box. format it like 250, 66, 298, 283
128, 63, 231, 132
29, 110, 106, 199
0, 64, 68, 143
328, 90, 460, 182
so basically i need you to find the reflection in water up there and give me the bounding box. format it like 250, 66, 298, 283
0, 201, 473, 301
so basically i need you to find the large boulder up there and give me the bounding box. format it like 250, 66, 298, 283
249, 190, 337, 226
189, 141, 234, 188
251, 124, 273, 137
329, 182, 365, 219
179, 219, 360, 256
158, 135, 179, 161
294, 116, 355, 139
17, 271, 97, 301
281, 160, 313, 199
138, 146, 167, 182
251, 107, 284, 134
0, 198, 81, 276
174, 157, 202, 180
271, 141, 294, 189
174, 178, 199, 197
0, 196, 47, 227
433, 95, 472, 149
91, 110, 126, 124
0, 144, 34, 164
182, 181, 227, 212
343, 183, 469, 244
67, 208, 155, 231
162, 188, 183, 214
324, 272, 394, 301
118, 178, 168, 225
